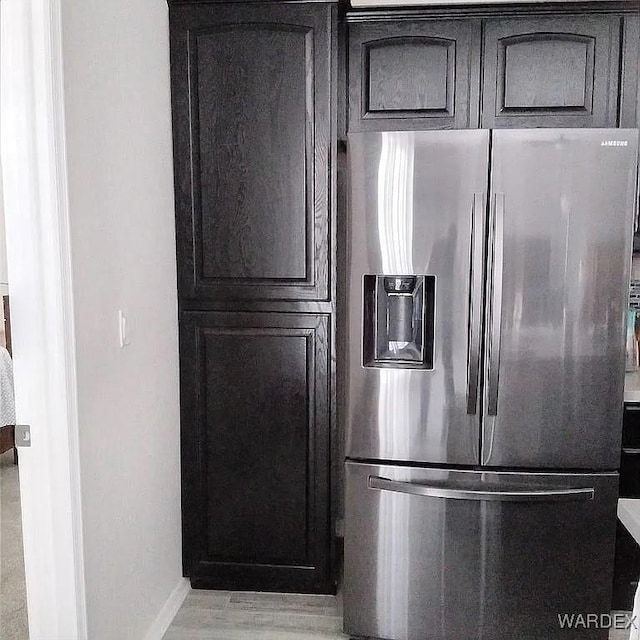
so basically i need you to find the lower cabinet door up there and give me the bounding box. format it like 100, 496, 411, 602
180, 311, 332, 593
344, 462, 618, 640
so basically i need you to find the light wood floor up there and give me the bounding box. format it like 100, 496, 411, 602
164, 590, 633, 639
163, 590, 346, 639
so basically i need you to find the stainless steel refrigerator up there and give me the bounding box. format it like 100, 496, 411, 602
344, 129, 639, 640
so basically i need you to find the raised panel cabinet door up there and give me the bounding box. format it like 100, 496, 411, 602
482, 15, 621, 128
348, 19, 481, 131
170, 4, 334, 302
179, 312, 332, 593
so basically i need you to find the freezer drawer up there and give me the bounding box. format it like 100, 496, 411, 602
344, 462, 618, 640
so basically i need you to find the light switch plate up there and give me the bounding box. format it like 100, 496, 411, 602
118, 309, 131, 348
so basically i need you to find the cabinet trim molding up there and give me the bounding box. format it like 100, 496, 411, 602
361, 35, 457, 118
481, 15, 621, 128
495, 32, 596, 115
348, 19, 480, 131
187, 23, 317, 290
346, 3, 639, 21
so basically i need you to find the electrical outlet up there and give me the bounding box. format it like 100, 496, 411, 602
15, 425, 31, 447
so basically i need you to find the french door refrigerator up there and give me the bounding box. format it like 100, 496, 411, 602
344, 129, 639, 640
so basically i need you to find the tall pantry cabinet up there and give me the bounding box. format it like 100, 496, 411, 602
169, 1, 338, 593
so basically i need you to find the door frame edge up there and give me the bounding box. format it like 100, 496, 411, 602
1, 0, 87, 638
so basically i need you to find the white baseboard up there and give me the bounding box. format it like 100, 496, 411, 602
143, 577, 190, 640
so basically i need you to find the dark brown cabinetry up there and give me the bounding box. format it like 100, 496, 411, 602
481, 16, 621, 128
348, 19, 481, 131
180, 312, 331, 592
171, 2, 333, 303
170, 1, 336, 593
348, 10, 636, 131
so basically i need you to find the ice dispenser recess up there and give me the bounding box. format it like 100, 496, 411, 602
363, 275, 435, 369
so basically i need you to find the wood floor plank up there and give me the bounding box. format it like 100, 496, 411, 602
182, 591, 232, 611
171, 609, 342, 632
227, 592, 341, 617
165, 628, 346, 640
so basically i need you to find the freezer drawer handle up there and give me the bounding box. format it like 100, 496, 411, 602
368, 476, 594, 502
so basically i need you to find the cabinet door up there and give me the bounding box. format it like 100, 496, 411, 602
180, 312, 332, 593
348, 19, 481, 131
170, 4, 333, 303
482, 16, 621, 128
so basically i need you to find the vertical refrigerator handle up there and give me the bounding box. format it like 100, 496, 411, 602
487, 193, 504, 417
467, 193, 485, 415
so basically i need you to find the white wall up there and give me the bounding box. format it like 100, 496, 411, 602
60, 0, 182, 638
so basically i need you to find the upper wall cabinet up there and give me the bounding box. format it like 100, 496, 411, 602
482, 16, 621, 128
348, 20, 481, 131
170, 4, 335, 303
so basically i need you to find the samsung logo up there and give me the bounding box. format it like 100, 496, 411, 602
601, 140, 628, 147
